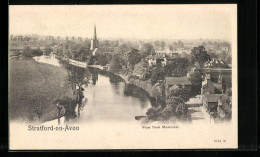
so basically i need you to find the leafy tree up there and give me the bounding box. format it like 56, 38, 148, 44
125, 48, 142, 67
189, 70, 203, 85
163, 58, 189, 77
153, 40, 166, 51
23, 46, 33, 57
188, 70, 203, 95
208, 49, 218, 59
96, 54, 108, 66
166, 88, 189, 118
191, 45, 211, 68
23, 46, 43, 57
167, 88, 190, 102
32, 48, 43, 56
146, 88, 189, 121
140, 43, 155, 57
61, 62, 91, 118
44, 46, 52, 55
219, 50, 232, 64
151, 67, 165, 85
109, 55, 124, 73
133, 61, 151, 79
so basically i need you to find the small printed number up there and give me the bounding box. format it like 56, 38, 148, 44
214, 139, 222, 142
214, 139, 226, 143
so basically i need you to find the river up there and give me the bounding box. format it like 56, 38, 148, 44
33, 55, 152, 123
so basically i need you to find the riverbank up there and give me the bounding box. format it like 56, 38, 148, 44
9, 58, 74, 123
63, 58, 162, 99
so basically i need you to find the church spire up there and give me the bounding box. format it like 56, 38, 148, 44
93, 24, 97, 40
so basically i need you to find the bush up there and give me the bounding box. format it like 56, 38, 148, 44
23, 46, 43, 57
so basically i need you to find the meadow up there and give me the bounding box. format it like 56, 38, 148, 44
9, 58, 74, 123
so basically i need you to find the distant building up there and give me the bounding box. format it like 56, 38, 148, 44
99, 47, 115, 53
156, 52, 166, 57
168, 52, 179, 58
165, 76, 192, 92
221, 47, 229, 52
146, 55, 164, 66
146, 54, 177, 67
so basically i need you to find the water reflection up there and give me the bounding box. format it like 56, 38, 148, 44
34, 55, 152, 122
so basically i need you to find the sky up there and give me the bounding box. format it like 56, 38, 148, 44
9, 5, 237, 40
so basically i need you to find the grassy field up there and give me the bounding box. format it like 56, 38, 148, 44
9, 58, 74, 123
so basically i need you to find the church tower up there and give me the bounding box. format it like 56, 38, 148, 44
90, 24, 99, 50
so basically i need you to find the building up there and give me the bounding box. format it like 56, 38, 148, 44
202, 93, 222, 112
165, 76, 192, 92
168, 52, 179, 58
156, 52, 166, 57
90, 24, 99, 51
146, 54, 177, 67
186, 66, 198, 78
146, 55, 164, 66
201, 74, 222, 95
99, 47, 115, 54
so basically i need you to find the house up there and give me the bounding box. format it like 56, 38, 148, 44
186, 66, 198, 78
202, 94, 222, 112
165, 76, 192, 92
146, 55, 177, 67
156, 52, 166, 57
168, 52, 179, 58
201, 74, 222, 95
221, 47, 229, 52
102, 65, 109, 71
146, 55, 163, 66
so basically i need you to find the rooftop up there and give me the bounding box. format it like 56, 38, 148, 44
205, 94, 223, 102
165, 77, 192, 85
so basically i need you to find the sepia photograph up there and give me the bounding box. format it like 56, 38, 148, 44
8, 4, 237, 149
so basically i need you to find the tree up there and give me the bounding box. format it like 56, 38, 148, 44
151, 67, 165, 85
62, 62, 91, 118
163, 58, 189, 77
167, 88, 190, 102
140, 43, 155, 57
189, 70, 203, 85
23, 46, 33, 57
125, 48, 142, 67
44, 46, 52, 55
109, 55, 124, 73
191, 45, 211, 68
23, 46, 43, 57
146, 88, 189, 121
153, 40, 166, 51
133, 61, 151, 79
32, 48, 43, 56
166, 88, 189, 118
188, 70, 203, 95
96, 54, 108, 66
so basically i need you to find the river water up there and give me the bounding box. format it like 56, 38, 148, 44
34, 55, 152, 123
